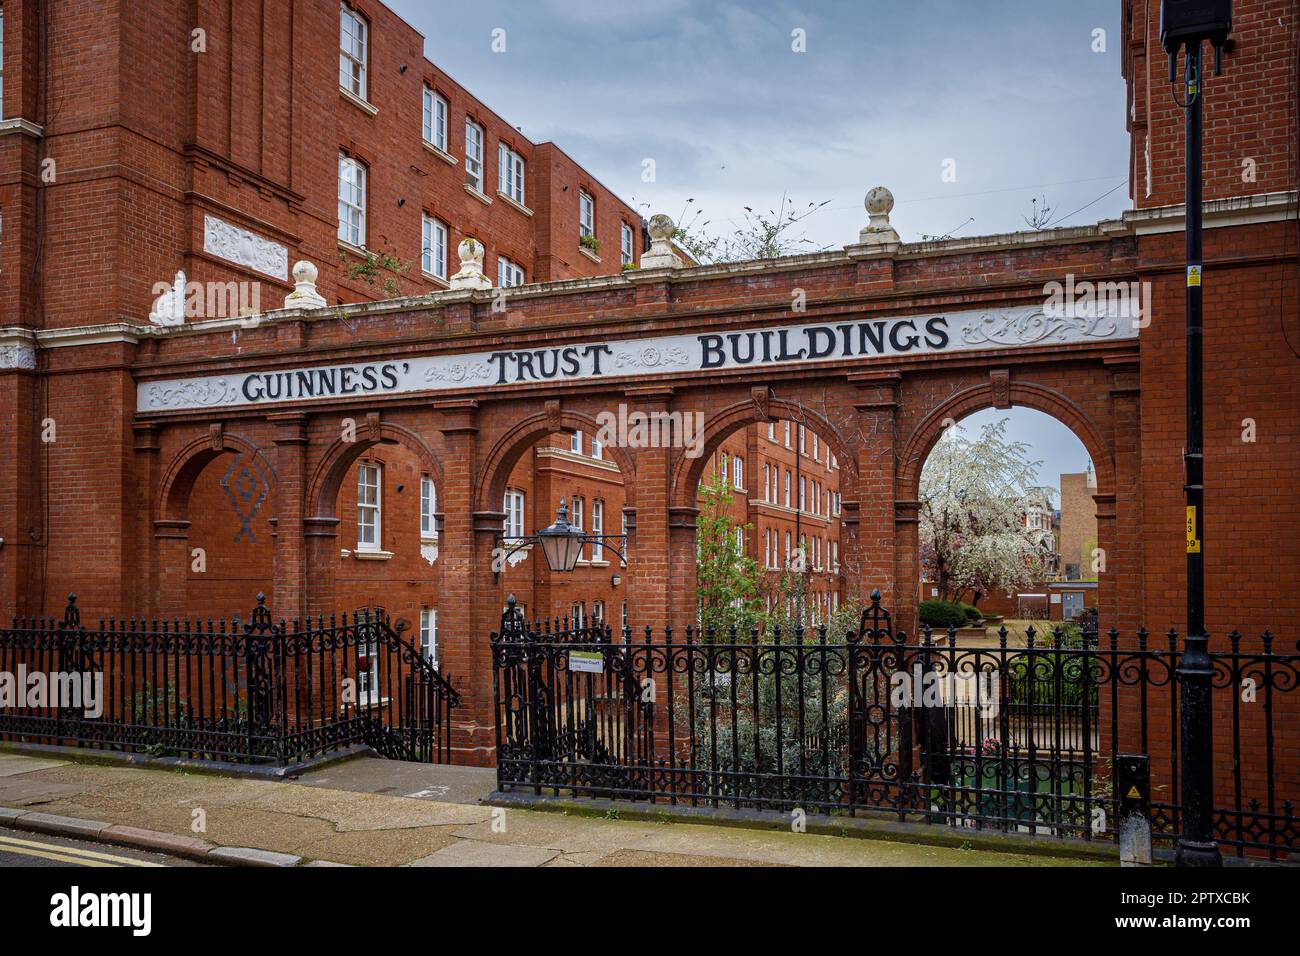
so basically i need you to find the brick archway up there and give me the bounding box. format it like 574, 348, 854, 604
892, 378, 1122, 631
306, 419, 444, 520
668, 396, 858, 510
896, 380, 1116, 500
474, 407, 638, 516
157, 429, 276, 523
153, 428, 276, 616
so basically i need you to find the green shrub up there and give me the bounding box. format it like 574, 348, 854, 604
958, 603, 982, 622
919, 599, 968, 630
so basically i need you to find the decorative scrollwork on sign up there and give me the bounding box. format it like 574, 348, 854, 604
961, 309, 1117, 347
614, 346, 689, 369
425, 361, 492, 383
145, 379, 239, 409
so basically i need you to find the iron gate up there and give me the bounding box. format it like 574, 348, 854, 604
491, 592, 1297, 860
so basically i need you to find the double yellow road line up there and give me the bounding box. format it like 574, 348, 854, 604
0, 831, 163, 867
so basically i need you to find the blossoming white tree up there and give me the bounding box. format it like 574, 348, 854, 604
919, 418, 1056, 606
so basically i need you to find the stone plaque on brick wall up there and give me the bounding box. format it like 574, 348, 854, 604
202, 214, 288, 281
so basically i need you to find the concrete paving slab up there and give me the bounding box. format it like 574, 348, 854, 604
594, 849, 783, 867
0, 777, 91, 805
244, 783, 493, 831
289, 825, 461, 867
450, 811, 666, 854
406, 840, 560, 867
296, 756, 497, 806
0, 755, 68, 777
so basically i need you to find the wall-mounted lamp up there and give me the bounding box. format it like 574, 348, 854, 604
611, 573, 621, 587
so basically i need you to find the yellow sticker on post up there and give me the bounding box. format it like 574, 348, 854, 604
1186, 506, 1201, 553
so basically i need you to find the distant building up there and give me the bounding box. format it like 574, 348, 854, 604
1058, 464, 1099, 581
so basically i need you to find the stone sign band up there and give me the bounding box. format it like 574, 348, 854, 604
136, 303, 1139, 413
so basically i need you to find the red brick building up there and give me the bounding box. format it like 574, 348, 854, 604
0, 0, 1296, 784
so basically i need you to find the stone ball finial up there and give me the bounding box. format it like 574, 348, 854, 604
858, 186, 900, 247
450, 237, 492, 290
459, 237, 485, 266
647, 214, 675, 241
284, 259, 326, 309
865, 186, 894, 217
640, 214, 682, 270
293, 260, 319, 285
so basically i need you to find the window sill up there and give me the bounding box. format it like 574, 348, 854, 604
589, 559, 611, 568
420, 271, 450, 289
340, 87, 379, 116
422, 142, 458, 166
420, 534, 440, 545
496, 191, 534, 217
464, 184, 493, 205
338, 239, 370, 259
578, 246, 601, 264
357, 695, 391, 709
352, 549, 395, 561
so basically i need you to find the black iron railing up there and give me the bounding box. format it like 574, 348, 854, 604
491, 593, 1297, 860
0, 594, 460, 766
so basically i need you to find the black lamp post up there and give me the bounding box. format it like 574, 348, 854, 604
1161, 0, 1231, 868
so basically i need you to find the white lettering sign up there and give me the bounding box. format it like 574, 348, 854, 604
137, 304, 1136, 412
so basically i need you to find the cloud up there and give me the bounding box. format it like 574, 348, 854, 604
388, 0, 1130, 245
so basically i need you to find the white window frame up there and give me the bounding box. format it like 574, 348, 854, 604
419, 607, 438, 666
620, 511, 628, 567
499, 143, 526, 205
620, 222, 634, 266
465, 120, 485, 192
422, 87, 448, 152
421, 213, 448, 280
357, 462, 382, 551
338, 154, 366, 248
420, 475, 437, 538
591, 433, 603, 459
784, 471, 791, 508
733, 456, 744, 491
503, 488, 525, 542
570, 430, 583, 455
497, 256, 524, 288
571, 603, 585, 627
784, 420, 791, 448
339, 3, 368, 100
579, 191, 595, 238
592, 601, 605, 624
592, 499, 604, 562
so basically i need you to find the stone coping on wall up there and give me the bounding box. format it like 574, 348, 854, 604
11, 189, 1292, 356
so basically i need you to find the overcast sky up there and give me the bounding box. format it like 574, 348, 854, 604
387, 0, 1125, 485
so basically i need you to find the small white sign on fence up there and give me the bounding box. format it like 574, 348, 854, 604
568, 650, 604, 674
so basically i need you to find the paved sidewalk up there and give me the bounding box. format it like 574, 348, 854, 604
0, 753, 1105, 867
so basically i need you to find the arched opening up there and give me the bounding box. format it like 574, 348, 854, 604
912, 405, 1103, 642
309, 424, 444, 660
675, 404, 856, 637
485, 414, 636, 630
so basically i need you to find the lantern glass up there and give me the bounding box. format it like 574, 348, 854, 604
538, 500, 585, 573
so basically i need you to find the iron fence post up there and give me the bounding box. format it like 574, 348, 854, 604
1175, 631, 1221, 866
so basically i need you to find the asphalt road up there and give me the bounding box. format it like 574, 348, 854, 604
0, 830, 208, 867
